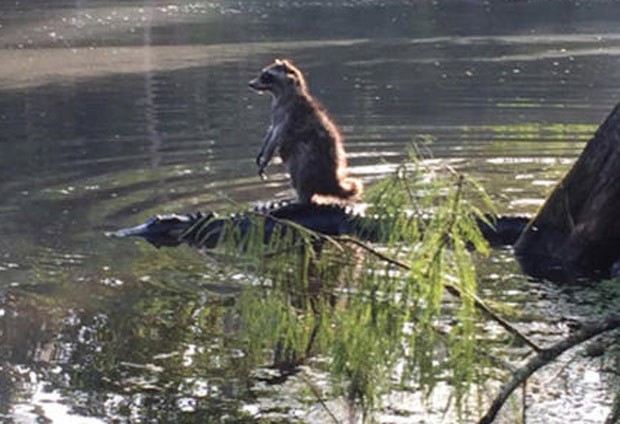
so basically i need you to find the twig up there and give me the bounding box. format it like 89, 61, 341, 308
444, 283, 542, 352
423, 175, 465, 279
335, 235, 410, 269
440, 393, 453, 423
333, 235, 542, 352
301, 370, 341, 424
478, 314, 620, 424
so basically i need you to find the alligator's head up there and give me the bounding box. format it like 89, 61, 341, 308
106, 213, 209, 248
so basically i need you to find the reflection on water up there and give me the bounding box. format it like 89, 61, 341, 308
1, 0, 620, 422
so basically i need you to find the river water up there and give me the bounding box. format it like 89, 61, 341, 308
1, 1, 620, 423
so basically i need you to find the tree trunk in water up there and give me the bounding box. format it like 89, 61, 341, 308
514, 102, 620, 281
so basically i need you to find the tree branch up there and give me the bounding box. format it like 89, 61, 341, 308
333, 235, 542, 352
478, 314, 620, 424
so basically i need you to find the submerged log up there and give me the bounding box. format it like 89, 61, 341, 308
514, 102, 620, 281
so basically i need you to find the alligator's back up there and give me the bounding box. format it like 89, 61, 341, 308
107, 201, 529, 250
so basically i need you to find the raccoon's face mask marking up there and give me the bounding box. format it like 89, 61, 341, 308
249, 60, 299, 94
249, 63, 286, 92
248, 70, 275, 91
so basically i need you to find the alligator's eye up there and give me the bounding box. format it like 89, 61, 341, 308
260, 72, 274, 84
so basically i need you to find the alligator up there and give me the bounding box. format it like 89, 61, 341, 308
106, 201, 530, 249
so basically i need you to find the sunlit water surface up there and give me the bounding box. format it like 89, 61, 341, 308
1, 1, 620, 423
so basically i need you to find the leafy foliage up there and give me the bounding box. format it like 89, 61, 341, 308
191, 148, 495, 421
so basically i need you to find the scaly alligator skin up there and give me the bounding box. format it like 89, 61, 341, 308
106, 201, 530, 249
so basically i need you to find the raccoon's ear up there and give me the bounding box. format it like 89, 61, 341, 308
274, 58, 284, 65
286, 73, 298, 85
281, 59, 296, 73
286, 72, 304, 88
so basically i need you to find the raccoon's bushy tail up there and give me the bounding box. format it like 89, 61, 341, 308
312, 177, 363, 205
338, 177, 363, 200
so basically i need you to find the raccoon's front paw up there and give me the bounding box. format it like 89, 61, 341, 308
256, 156, 268, 180
256, 154, 267, 168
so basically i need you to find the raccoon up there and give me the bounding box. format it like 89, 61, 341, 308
248, 59, 362, 204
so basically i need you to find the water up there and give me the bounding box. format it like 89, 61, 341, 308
1, 0, 620, 422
